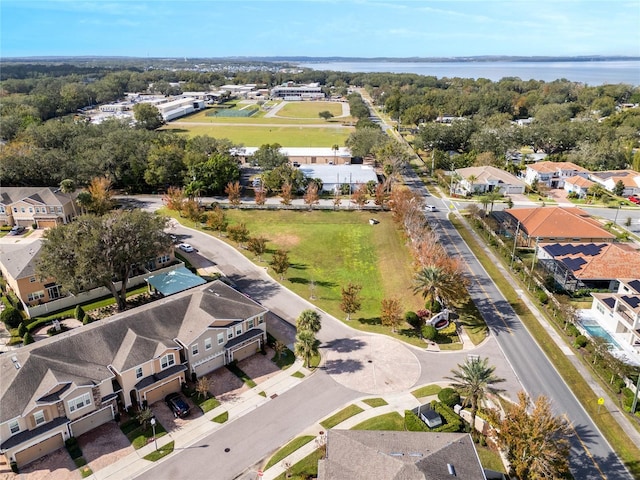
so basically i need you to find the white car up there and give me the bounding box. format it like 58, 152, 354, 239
425, 205, 437, 212
178, 243, 194, 253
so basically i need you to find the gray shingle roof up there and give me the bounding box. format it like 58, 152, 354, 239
0, 280, 267, 423
0, 240, 42, 280
0, 187, 71, 207
319, 430, 486, 480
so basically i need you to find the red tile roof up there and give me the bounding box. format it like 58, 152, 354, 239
505, 207, 615, 240
541, 243, 640, 279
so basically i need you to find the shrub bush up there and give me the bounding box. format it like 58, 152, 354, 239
574, 335, 588, 348
430, 400, 463, 432
404, 410, 429, 432
422, 325, 437, 341
17, 322, 27, 337
437, 322, 457, 336
82, 313, 93, 325
10, 461, 18, 473
537, 291, 549, 304
566, 324, 580, 337
1, 306, 23, 329
438, 388, 461, 408
404, 311, 421, 332
74, 305, 85, 321
23, 331, 35, 345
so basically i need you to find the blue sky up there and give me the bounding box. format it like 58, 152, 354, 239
2, 0, 639, 58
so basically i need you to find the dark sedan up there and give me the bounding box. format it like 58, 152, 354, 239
165, 392, 190, 418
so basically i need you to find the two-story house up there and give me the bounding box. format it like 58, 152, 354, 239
588, 170, 640, 197
590, 279, 640, 351
0, 187, 77, 228
0, 239, 177, 318
0, 281, 268, 468
524, 161, 589, 189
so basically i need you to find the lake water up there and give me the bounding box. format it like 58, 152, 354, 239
296, 60, 640, 85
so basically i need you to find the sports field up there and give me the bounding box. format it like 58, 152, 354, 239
276, 101, 344, 118
163, 125, 353, 146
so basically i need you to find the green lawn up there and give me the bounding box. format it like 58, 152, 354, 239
215, 210, 424, 339
120, 419, 168, 450
194, 395, 220, 413
351, 412, 405, 430
291, 371, 305, 378
273, 447, 324, 480
452, 216, 640, 477
411, 384, 442, 399
167, 106, 345, 125
212, 411, 228, 423
276, 101, 344, 118
476, 445, 506, 473
143, 441, 174, 462
161, 124, 352, 146
272, 348, 295, 369
264, 435, 316, 470
320, 405, 364, 429
362, 398, 388, 408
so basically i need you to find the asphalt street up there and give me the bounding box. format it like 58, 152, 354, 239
117, 186, 634, 479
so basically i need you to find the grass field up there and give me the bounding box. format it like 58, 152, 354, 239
276, 101, 344, 118
162, 124, 352, 146
219, 209, 424, 331
165, 107, 350, 125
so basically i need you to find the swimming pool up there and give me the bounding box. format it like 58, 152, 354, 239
580, 321, 623, 350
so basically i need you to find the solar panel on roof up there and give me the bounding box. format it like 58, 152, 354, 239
622, 296, 640, 308
628, 280, 640, 293
603, 297, 616, 308
545, 244, 565, 257
581, 244, 605, 256
562, 257, 587, 272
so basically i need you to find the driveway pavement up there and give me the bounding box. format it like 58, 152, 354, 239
151, 396, 202, 433
78, 422, 134, 474
9, 449, 78, 480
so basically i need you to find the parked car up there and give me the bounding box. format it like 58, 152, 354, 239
165, 393, 190, 418
425, 205, 437, 212
178, 243, 194, 253
628, 196, 640, 205
8, 226, 25, 235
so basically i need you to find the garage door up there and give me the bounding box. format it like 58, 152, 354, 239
232, 341, 260, 362
144, 377, 181, 405
15, 433, 64, 467
194, 355, 225, 377
70, 405, 113, 438
37, 219, 58, 228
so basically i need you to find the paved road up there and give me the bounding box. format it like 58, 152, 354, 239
409, 192, 631, 478
120, 190, 632, 479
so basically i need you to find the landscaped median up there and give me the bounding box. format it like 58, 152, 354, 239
450, 214, 640, 477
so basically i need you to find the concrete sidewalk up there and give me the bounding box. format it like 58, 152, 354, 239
260, 392, 421, 480
89, 359, 311, 480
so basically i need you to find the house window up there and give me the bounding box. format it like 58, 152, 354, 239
258, 316, 264, 324
29, 276, 36, 283
56, 207, 62, 213
28, 291, 45, 302
68, 392, 92, 413
34, 411, 46, 426
217, 333, 224, 345
135, 367, 143, 379
13, 207, 17, 213
160, 354, 175, 370
158, 254, 170, 264
0, 206, 5, 213
204, 338, 212, 350
9, 420, 20, 435
192, 344, 199, 356
35, 207, 40, 213
21, 207, 25, 213
28, 207, 33, 213
248, 319, 254, 329
228, 330, 233, 339
236, 325, 242, 336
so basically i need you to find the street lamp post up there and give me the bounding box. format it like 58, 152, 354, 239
613, 202, 623, 225
150, 417, 157, 451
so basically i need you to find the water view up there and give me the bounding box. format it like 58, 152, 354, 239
296, 60, 640, 85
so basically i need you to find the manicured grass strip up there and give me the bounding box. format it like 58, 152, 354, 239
264, 436, 315, 470
362, 398, 388, 408
476, 445, 506, 473
451, 216, 640, 477
457, 297, 489, 345
291, 371, 305, 378
143, 441, 174, 462
438, 343, 463, 351
212, 411, 228, 423
320, 405, 364, 429
195, 396, 220, 413
120, 419, 168, 450
351, 412, 405, 431
308, 353, 321, 369
411, 384, 442, 399
80, 466, 93, 478
226, 363, 257, 388
259, 391, 267, 397
273, 447, 324, 480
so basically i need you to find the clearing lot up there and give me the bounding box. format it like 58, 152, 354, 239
276, 101, 344, 118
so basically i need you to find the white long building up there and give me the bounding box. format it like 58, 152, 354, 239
155, 97, 205, 122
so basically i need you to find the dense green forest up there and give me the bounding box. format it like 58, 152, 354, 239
1, 60, 638, 192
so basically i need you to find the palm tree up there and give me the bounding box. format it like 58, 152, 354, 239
297, 309, 321, 334
294, 330, 319, 368
412, 265, 466, 309
445, 357, 505, 434
465, 174, 478, 195
331, 144, 339, 164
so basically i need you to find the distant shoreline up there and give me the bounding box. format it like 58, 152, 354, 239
3, 55, 640, 63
